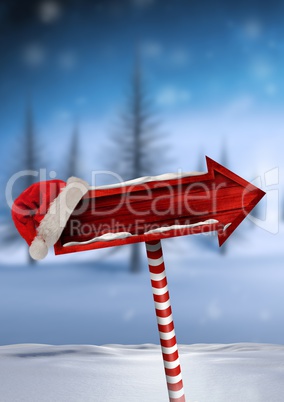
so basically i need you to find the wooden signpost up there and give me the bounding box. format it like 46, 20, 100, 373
55, 157, 265, 254
53, 157, 265, 402
11, 156, 265, 401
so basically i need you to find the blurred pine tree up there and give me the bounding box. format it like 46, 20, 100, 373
65, 124, 81, 179
109, 59, 168, 273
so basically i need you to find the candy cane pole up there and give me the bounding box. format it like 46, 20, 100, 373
145, 240, 186, 402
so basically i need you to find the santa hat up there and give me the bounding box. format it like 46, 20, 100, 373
12, 177, 89, 260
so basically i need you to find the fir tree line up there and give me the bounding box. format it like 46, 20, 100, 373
1, 62, 167, 271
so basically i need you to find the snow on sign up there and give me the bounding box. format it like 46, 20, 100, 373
12, 156, 265, 402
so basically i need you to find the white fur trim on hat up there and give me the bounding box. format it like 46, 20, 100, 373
29, 177, 89, 260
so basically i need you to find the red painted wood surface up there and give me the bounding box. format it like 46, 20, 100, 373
54, 157, 265, 255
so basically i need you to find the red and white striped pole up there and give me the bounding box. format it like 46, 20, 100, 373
145, 240, 186, 402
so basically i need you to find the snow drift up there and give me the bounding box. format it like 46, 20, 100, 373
0, 343, 283, 401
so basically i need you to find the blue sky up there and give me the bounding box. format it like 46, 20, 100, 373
1, 0, 284, 179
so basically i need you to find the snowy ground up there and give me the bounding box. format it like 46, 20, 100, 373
0, 343, 284, 402
0, 224, 283, 401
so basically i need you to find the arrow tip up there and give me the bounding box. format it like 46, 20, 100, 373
217, 184, 265, 247
204, 156, 266, 247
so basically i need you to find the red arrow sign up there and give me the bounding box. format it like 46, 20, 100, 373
54, 157, 265, 255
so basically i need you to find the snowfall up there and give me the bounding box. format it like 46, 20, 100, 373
1, 222, 284, 401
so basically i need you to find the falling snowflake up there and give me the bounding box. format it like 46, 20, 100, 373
37, 1, 62, 24
22, 44, 46, 67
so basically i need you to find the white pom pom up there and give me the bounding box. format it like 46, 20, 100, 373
29, 237, 49, 260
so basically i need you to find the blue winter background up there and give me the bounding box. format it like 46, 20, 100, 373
0, 0, 283, 349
